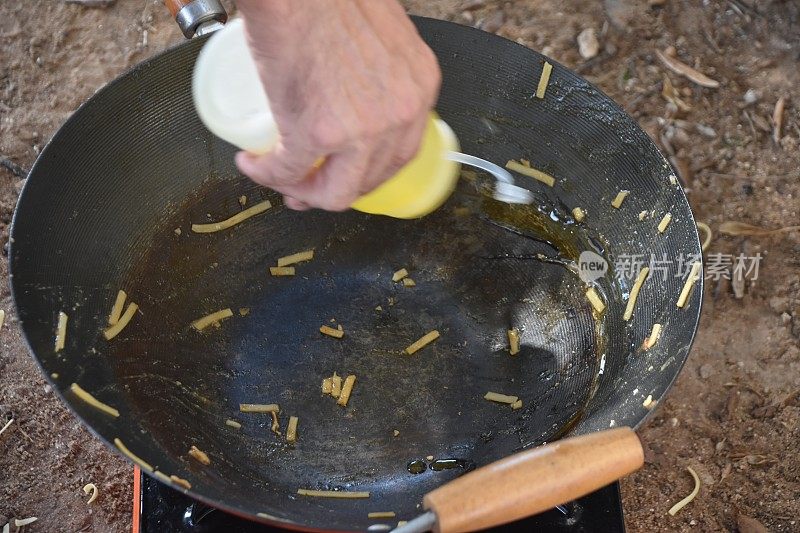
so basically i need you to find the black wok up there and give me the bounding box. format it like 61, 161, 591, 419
9, 14, 702, 532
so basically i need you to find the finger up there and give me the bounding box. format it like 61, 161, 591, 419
276, 148, 370, 211
380, 114, 428, 181
235, 137, 320, 189
283, 196, 310, 211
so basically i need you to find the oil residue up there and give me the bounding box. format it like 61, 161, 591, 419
430, 458, 475, 472
407, 458, 475, 474
407, 460, 427, 474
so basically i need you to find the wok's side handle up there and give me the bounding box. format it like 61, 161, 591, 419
423, 427, 644, 533
165, 0, 227, 39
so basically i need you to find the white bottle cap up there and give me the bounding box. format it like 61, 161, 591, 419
192, 18, 279, 155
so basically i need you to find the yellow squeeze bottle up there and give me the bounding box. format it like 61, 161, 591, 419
193, 19, 461, 218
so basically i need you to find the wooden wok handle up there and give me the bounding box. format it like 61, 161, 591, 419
164, 0, 227, 38
423, 427, 644, 533
164, 0, 190, 18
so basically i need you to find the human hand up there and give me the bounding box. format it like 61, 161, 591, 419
234, 0, 441, 211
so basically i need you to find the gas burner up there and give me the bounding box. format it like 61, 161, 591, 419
135, 470, 626, 532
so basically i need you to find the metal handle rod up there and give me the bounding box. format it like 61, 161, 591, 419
446, 151, 533, 205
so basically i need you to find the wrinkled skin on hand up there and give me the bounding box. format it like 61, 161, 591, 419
235, 0, 442, 211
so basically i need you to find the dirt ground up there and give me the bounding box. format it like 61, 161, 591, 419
1, 0, 798, 531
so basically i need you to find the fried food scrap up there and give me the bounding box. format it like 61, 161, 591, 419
505, 160, 555, 187
572, 207, 586, 222
170, 475, 192, 490
337, 375, 356, 407
668, 466, 701, 516
270, 411, 281, 435
405, 330, 440, 355
225, 419, 242, 429
677, 262, 702, 308
402, 278, 416, 287
623, 267, 650, 321
83, 483, 98, 504
191, 308, 233, 331
585, 287, 606, 314
392, 268, 409, 282
331, 372, 343, 398
188, 445, 211, 465
611, 190, 630, 209
108, 290, 127, 326
658, 212, 673, 233
535, 61, 553, 99
320, 325, 344, 338
286, 416, 299, 443
321, 377, 333, 394
191, 200, 271, 233
70, 383, 120, 417
270, 266, 296, 276
240, 403, 279, 413
296, 489, 370, 499
103, 302, 139, 340
114, 438, 153, 471
643, 395, 655, 409
277, 250, 314, 267
484, 391, 519, 405
238, 195, 247, 207
638, 210, 648, 221
511, 399, 523, 410
239, 307, 250, 316
368, 512, 396, 519
508, 328, 521, 356
55, 311, 68, 352
643, 323, 663, 350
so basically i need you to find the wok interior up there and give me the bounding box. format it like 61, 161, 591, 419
10, 19, 701, 531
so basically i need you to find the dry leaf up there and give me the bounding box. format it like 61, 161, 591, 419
773, 96, 786, 144
719, 221, 800, 236
656, 49, 720, 88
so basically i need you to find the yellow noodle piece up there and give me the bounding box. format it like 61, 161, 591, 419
320, 325, 344, 338
322, 378, 333, 394
240, 403, 279, 413
402, 278, 416, 287
286, 416, 299, 443
643, 395, 655, 409
405, 330, 440, 355
511, 399, 523, 410
269, 266, 296, 276
677, 262, 702, 309
572, 207, 586, 222
484, 391, 519, 404
535, 61, 553, 99
191, 308, 233, 331
188, 445, 211, 465
55, 311, 68, 352
337, 375, 356, 407
611, 190, 630, 209
397, 521, 408, 527
70, 383, 120, 417
508, 328, 521, 355
505, 160, 555, 187
643, 323, 663, 350
638, 210, 648, 221
83, 483, 98, 504
191, 200, 271, 233
668, 467, 700, 516
331, 373, 342, 398
392, 268, 409, 282
170, 475, 192, 490
277, 249, 314, 267
585, 287, 605, 313
297, 489, 370, 499
103, 302, 139, 340
696, 222, 712, 252
658, 212, 672, 233
623, 267, 650, 321
225, 419, 242, 429
108, 290, 127, 326
270, 411, 281, 435
368, 512, 396, 519
114, 438, 153, 471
